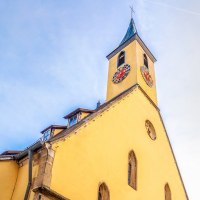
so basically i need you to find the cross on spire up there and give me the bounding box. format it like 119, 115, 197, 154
119, 6, 137, 46
129, 5, 135, 18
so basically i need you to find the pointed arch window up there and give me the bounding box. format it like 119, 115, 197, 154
117, 51, 125, 67
98, 183, 110, 200
144, 54, 149, 68
165, 183, 171, 200
128, 150, 137, 190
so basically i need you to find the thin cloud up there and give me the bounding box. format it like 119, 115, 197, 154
144, 0, 200, 16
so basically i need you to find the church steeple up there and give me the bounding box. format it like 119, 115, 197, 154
106, 17, 157, 104
119, 17, 137, 46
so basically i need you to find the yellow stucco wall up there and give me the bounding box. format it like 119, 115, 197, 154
106, 41, 137, 101
53, 128, 65, 136
11, 159, 28, 199
11, 155, 39, 200
106, 39, 157, 105
136, 41, 157, 105
50, 88, 187, 200
0, 160, 18, 200
80, 111, 91, 120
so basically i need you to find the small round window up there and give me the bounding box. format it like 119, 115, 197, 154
145, 120, 156, 140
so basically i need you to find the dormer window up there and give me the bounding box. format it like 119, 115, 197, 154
69, 115, 78, 127
41, 125, 67, 141
43, 129, 51, 141
117, 51, 125, 67
64, 108, 94, 127
144, 54, 148, 68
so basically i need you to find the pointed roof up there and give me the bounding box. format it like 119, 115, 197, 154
107, 17, 156, 62
119, 17, 137, 46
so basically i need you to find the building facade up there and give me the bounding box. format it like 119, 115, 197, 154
0, 17, 188, 200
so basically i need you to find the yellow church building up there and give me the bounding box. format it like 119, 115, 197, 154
0, 16, 188, 200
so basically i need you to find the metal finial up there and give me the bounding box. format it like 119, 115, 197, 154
129, 5, 135, 18
96, 100, 101, 108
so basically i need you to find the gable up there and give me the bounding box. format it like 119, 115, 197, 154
50, 87, 187, 200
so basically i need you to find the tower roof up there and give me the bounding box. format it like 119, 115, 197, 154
119, 17, 137, 46
107, 17, 156, 62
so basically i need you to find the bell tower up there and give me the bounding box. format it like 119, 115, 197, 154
106, 17, 158, 105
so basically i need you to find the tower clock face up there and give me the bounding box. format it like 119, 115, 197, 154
112, 64, 131, 84
140, 66, 153, 87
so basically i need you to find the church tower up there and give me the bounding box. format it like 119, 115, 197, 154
106, 17, 157, 105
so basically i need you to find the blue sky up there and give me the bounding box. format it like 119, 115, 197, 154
0, 0, 199, 199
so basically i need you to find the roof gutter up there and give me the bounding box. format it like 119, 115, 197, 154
14, 140, 43, 161
0, 155, 14, 160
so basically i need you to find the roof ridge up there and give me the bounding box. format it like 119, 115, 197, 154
50, 84, 140, 143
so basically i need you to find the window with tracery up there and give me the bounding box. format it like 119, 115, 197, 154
165, 183, 171, 200
128, 150, 137, 189
98, 183, 110, 200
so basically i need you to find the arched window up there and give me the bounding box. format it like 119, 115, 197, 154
98, 183, 110, 200
144, 54, 149, 68
117, 51, 125, 67
128, 150, 137, 190
165, 183, 171, 200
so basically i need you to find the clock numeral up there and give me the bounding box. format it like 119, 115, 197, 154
112, 64, 131, 84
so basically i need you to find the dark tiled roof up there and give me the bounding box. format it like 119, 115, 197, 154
106, 34, 156, 62
63, 108, 95, 119
106, 17, 156, 62
41, 125, 67, 134
119, 17, 137, 46
1, 150, 22, 155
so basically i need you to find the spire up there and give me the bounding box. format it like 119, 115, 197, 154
119, 17, 137, 46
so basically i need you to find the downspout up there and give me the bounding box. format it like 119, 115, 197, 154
13, 141, 42, 200
24, 149, 33, 200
